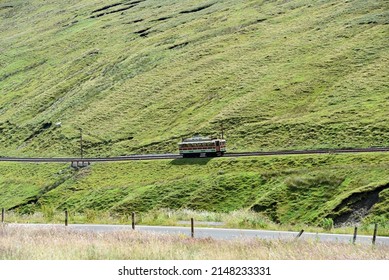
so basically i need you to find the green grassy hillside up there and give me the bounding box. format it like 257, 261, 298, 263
1, 153, 388, 227
1, 1, 388, 229
1, 0, 388, 157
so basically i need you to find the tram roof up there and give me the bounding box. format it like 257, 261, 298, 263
179, 137, 225, 144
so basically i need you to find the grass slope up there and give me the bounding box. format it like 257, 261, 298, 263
1, 153, 388, 227
1, 0, 388, 157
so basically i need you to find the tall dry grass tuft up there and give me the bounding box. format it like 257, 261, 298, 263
0, 224, 388, 260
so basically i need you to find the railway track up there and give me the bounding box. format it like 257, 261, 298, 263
1, 147, 389, 163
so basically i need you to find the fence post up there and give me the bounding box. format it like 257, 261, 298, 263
191, 218, 194, 238
372, 223, 378, 245
1, 208, 4, 223
353, 227, 358, 244
295, 229, 304, 239
65, 210, 68, 226
132, 212, 135, 230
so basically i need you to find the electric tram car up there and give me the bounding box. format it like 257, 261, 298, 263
178, 136, 226, 158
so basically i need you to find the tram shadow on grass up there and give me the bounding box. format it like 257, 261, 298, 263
170, 157, 212, 165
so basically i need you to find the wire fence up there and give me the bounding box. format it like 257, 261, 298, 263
0, 207, 384, 244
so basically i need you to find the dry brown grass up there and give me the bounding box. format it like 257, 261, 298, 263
0, 225, 388, 260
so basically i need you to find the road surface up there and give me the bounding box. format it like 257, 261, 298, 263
6, 223, 389, 245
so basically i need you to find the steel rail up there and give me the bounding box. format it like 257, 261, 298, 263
1, 147, 389, 163
225, 147, 389, 157
0, 154, 181, 162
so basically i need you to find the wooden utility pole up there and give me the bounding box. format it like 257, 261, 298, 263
221, 122, 224, 139
79, 128, 83, 159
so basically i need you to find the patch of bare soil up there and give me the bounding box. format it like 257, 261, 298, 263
330, 184, 388, 227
